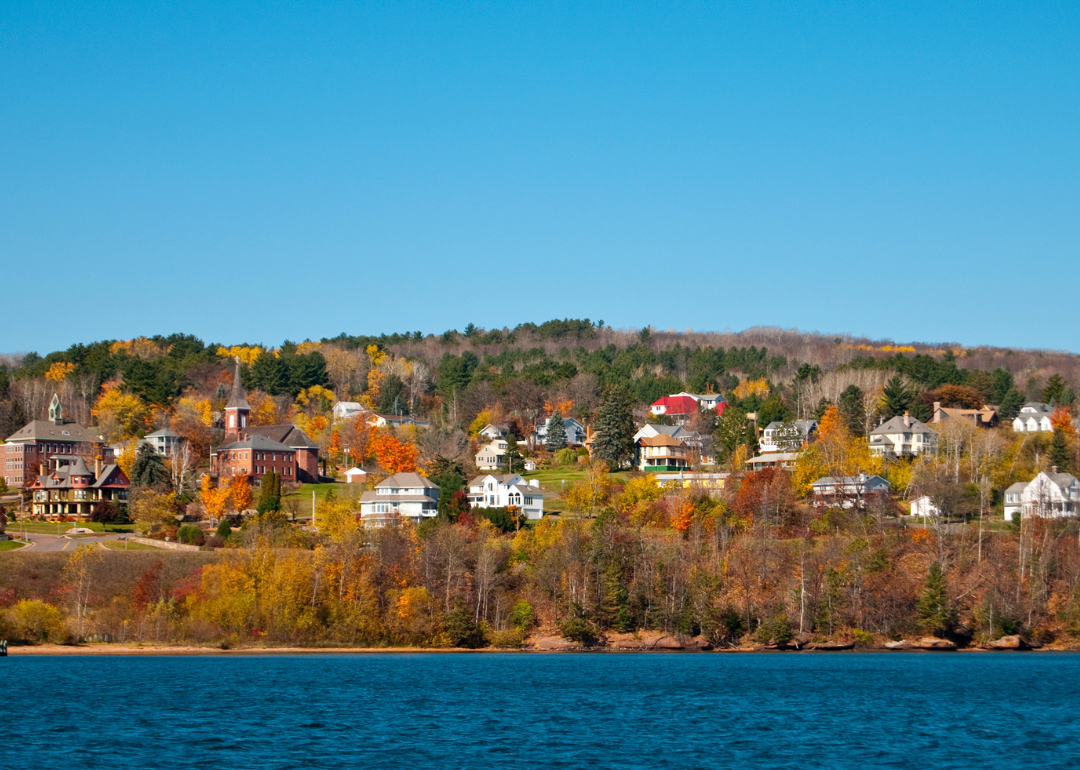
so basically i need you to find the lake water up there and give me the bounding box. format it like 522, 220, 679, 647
4, 652, 1079, 769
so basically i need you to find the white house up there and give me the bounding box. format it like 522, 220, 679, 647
479, 424, 509, 441
1002, 468, 1080, 520
634, 424, 687, 443
909, 495, 940, 517
373, 414, 429, 429
344, 467, 368, 484
144, 427, 183, 456
811, 473, 891, 508
535, 417, 586, 446
475, 440, 509, 470
333, 401, 368, 421
358, 472, 439, 524
1012, 403, 1054, 433
467, 473, 545, 520
758, 420, 817, 453
869, 413, 938, 457
747, 451, 800, 470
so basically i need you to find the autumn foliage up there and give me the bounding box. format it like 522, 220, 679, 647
371, 431, 419, 474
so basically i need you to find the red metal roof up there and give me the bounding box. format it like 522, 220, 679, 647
651, 395, 699, 415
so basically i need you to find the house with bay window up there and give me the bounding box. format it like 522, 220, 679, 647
467, 473, 545, 520
358, 472, 440, 524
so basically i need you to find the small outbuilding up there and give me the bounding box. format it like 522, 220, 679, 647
344, 467, 369, 484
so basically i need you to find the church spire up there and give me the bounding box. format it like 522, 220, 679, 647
224, 359, 250, 441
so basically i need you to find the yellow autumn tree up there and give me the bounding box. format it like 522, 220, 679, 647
94, 387, 148, 443
734, 378, 770, 400
45, 362, 76, 381
216, 345, 264, 366
361, 345, 389, 410
248, 392, 281, 426
468, 408, 494, 437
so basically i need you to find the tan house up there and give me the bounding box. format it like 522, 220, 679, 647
638, 434, 690, 472
931, 402, 998, 428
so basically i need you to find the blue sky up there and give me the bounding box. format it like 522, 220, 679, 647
2, 1, 1077, 354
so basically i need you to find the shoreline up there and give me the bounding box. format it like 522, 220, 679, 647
6, 643, 1079, 656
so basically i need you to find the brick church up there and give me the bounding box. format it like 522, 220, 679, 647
210, 363, 320, 485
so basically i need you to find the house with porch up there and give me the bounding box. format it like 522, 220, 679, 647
1002, 468, 1080, 520
869, 413, 937, 458
638, 434, 690, 472
358, 472, 440, 524
29, 456, 129, 519
467, 473, 545, 520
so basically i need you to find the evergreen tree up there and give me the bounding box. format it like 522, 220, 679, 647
1050, 429, 1070, 472
837, 385, 865, 436
545, 410, 567, 451
990, 368, 1015, 404
504, 434, 522, 474
998, 388, 1025, 421
130, 444, 170, 487
812, 398, 831, 421
916, 561, 953, 636
257, 471, 281, 514
882, 376, 911, 420
593, 385, 635, 470
1043, 374, 1068, 405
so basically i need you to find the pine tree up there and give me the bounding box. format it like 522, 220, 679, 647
504, 434, 522, 474
998, 387, 1025, 421
916, 561, 952, 636
593, 385, 635, 470
257, 471, 281, 514
1043, 374, 1068, 405
882, 376, 911, 420
837, 385, 865, 436
545, 410, 567, 451
130, 444, 170, 488
1050, 429, 1070, 472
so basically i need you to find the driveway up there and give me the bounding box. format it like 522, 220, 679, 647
14, 532, 125, 552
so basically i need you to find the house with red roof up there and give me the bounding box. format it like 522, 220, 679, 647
649, 392, 727, 422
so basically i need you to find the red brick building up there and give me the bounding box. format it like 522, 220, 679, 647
211, 363, 320, 484
3, 395, 112, 489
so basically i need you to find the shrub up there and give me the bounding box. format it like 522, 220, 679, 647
852, 629, 874, 647
559, 603, 598, 646
510, 600, 535, 631
442, 603, 486, 648
8, 600, 67, 643
177, 524, 204, 546
755, 611, 793, 645
215, 520, 233, 538
554, 448, 577, 467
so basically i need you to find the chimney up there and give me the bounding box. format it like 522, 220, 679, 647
1052, 466, 1059, 474
95, 456, 102, 478
933, 401, 941, 415
903, 411, 912, 428
39, 463, 45, 476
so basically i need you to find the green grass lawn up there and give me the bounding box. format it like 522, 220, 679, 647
522, 467, 632, 490
14, 521, 134, 535
280, 482, 361, 519
0, 539, 28, 551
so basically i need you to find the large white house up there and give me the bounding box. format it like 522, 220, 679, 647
467, 473, 545, 520
475, 439, 509, 470
1012, 403, 1054, 433
1003, 468, 1080, 520
478, 424, 509, 441
534, 417, 587, 446
869, 413, 938, 457
358, 472, 440, 524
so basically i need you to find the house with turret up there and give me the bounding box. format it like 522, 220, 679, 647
2, 394, 112, 489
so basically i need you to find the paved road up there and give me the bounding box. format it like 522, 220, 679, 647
13, 532, 126, 552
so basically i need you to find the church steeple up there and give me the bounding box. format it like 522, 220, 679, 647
224, 360, 250, 442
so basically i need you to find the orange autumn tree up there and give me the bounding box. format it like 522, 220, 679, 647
1050, 406, 1074, 434
341, 415, 375, 467
230, 474, 253, 513
200, 474, 232, 523
371, 431, 419, 474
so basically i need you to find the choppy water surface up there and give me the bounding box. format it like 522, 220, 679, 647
5, 652, 1079, 769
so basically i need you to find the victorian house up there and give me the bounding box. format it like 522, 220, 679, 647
29, 456, 130, 519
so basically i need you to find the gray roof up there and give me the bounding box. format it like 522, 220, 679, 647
359, 491, 437, 503
145, 427, 179, 438
33, 462, 127, 490
469, 473, 525, 486
1021, 402, 1052, 413
812, 474, 890, 489
6, 420, 103, 443
226, 362, 250, 410
245, 424, 319, 449
375, 472, 439, 489
869, 415, 937, 436
216, 434, 293, 453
